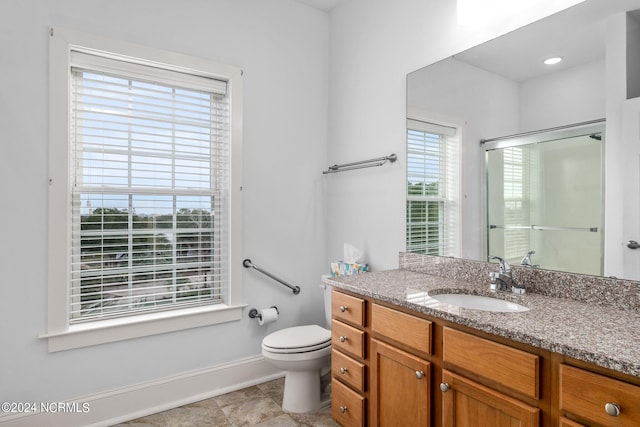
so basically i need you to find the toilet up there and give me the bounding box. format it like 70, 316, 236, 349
261, 278, 333, 413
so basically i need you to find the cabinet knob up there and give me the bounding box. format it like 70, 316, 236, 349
340, 367, 348, 374
339, 405, 348, 414
440, 382, 450, 392
415, 370, 425, 379
605, 402, 621, 417
339, 335, 347, 343
340, 305, 348, 312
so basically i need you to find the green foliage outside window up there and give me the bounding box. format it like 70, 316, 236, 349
77, 207, 216, 317
407, 182, 443, 255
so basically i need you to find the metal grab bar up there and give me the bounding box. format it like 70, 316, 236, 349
323, 153, 397, 174
489, 224, 598, 233
243, 259, 301, 295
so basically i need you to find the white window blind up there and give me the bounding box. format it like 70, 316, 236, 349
502, 146, 532, 260
406, 119, 460, 257
69, 52, 229, 323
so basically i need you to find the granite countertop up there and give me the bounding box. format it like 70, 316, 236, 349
325, 268, 640, 378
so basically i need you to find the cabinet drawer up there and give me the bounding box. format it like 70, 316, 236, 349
332, 319, 366, 359
559, 416, 585, 427
560, 364, 640, 426
371, 303, 432, 354
443, 327, 540, 399
332, 290, 365, 327
332, 378, 365, 427
332, 349, 366, 392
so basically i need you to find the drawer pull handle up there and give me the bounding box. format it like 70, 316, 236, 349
340, 305, 348, 312
415, 370, 425, 379
605, 402, 621, 417
340, 405, 348, 414
440, 382, 450, 392
340, 367, 348, 374
339, 335, 348, 343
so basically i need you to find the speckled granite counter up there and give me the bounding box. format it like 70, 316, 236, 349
324, 260, 640, 378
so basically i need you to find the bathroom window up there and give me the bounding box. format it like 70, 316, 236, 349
46, 28, 244, 351
406, 118, 460, 257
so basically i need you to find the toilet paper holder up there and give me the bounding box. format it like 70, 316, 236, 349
249, 306, 279, 320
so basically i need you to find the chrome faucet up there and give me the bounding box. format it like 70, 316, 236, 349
519, 250, 538, 268
488, 256, 525, 294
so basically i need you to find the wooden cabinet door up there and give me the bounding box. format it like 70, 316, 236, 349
370, 339, 431, 426
441, 370, 539, 427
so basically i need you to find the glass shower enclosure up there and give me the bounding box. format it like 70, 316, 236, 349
485, 121, 604, 276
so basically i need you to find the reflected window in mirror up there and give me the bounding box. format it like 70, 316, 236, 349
502, 146, 533, 262
406, 118, 461, 257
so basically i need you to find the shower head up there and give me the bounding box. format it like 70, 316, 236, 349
589, 133, 602, 141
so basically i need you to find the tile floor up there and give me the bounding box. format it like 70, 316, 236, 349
113, 377, 339, 426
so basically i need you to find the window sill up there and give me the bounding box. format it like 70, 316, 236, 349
40, 304, 246, 352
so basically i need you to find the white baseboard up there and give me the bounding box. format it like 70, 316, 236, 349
0, 355, 283, 427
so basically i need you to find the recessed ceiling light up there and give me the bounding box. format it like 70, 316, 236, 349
544, 57, 563, 65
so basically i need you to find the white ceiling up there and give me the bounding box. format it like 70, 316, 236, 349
293, 0, 347, 12
295, 0, 640, 82
451, 0, 640, 82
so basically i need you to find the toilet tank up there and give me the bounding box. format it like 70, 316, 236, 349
321, 275, 332, 329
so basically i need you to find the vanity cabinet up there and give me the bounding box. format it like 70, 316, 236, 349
330, 288, 640, 427
331, 290, 367, 427
559, 364, 640, 426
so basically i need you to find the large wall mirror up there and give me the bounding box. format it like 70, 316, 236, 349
407, 0, 640, 280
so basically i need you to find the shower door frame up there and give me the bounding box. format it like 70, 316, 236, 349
482, 119, 606, 274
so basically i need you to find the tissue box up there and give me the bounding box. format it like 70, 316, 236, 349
331, 261, 369, 277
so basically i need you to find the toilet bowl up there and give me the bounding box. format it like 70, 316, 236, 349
261, 278, 333, 413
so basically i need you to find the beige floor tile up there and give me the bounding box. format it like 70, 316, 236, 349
115, 377, 340, 426
213, 385, 265, 408
256, 378, 285, 405
218, 396, 284, 426
251, 413, 299, 427
288, 406, 338, 427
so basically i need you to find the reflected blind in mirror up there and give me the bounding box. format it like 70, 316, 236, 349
69, 52, 229, 323
502, 146, 533, 261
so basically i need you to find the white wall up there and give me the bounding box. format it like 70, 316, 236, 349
0, 0, 328, 406
327, 0, 565, 270
328, 0, 472, 270
607, 11, 640, 280
520, 60, 606, 131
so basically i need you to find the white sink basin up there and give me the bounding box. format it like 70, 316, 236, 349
430, 293, 529, 313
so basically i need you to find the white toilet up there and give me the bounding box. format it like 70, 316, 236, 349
261, 278, 333, 413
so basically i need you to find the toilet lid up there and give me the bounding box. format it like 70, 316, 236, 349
262, 325, 331, 353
